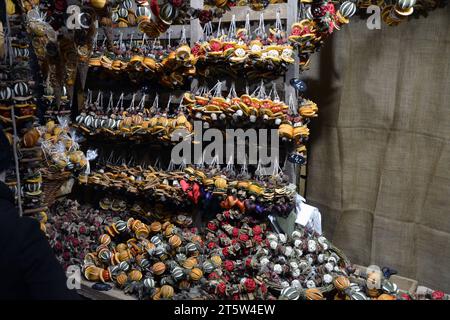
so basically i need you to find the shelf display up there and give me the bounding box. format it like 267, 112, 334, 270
193, 11, 295, 80
106, 1, 287, 32
74, 91, 193, 142
78, 163, 296, 217
88, 34, 196, 88
1, 10, 48, 217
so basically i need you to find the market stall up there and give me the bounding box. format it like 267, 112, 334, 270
1, 0, 448, 301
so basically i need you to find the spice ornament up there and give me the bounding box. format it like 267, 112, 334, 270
81, 215, 212, 300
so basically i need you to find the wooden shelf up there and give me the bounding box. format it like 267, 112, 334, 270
77, 279, 137, 300
23, 206, 48, 215
19, 157, 43, 163
18, 146, 42, 152
212, 3, 289, 23
96, 24, 191, 41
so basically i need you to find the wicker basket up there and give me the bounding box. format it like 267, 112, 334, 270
42, 168, 71, 208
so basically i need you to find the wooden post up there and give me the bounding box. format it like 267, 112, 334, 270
4, 10, 23, 216
284, 0, 300, 187
285, 0, 299, 104
190, 0, 204, 91
190, 0, 204, 46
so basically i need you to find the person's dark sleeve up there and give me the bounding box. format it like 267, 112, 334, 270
18, 217, 80, 300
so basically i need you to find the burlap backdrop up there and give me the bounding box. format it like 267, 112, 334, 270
303, 7, 450, 292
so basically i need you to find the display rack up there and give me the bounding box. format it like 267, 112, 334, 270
77, 0, 307, 195
3, 9, 23, 216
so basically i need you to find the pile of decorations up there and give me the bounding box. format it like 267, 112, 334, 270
46, 199, 128, 270
201, 209, 274, 299
202, 210, 354, 300
77, 208, 416, 300
81, 215, 215, 300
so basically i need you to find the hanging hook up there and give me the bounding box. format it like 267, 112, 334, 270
116, 92, 125, 110
167, 29, 173, 49
166, 95, 173, 113
152, 94, 160, 113
180, 26, 187, 45
129, 93, 137, 111
228, 15, 236, 41
107, 91, 114, 113
137, 93, 146, 111
245, 11, 251, 37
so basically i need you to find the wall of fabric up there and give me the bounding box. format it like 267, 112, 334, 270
303, 7, 450, 292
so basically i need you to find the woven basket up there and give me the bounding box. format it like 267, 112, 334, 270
42, 169, 71, 208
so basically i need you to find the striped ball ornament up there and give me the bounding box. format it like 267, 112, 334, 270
171, 266, 184, 281
190, 268, 203, 281
151, 235, 162, 246
14, 82, 29, 97
112, 12, 119, 23
0, 87, 12, 100
129, 269, 143, 282
136, 6, 150, 18
351, 291, 369, 300
122, 0, 134, 10
154, 246, 166, 257
397, 0, 416, 9
119, 261, 130, 272
281, 286, 300, 300
339, 1, 357, 18
202, 260, 214, 274
305, 288, 324, 300
144, 277, 155, 289
21, 48, 30, 57
13, 47, 20, 58
115, 220, 127, 232
118, 7, 128, 18
305, 5, 314, 20
139, 258, 151, 270
185, 242, 197, 254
